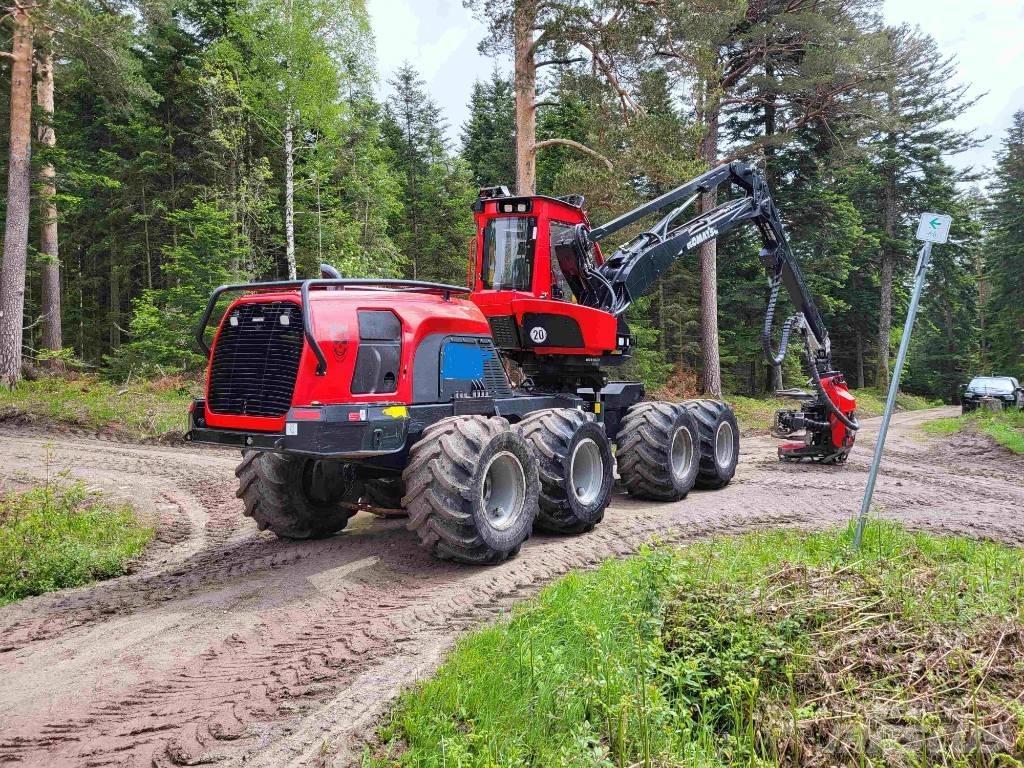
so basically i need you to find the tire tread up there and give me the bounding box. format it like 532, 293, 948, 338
616, 402, 697, 501
515, 409, 608, 533
402, 416, 528, 564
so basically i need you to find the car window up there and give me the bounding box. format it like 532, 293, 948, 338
967, 377, 1015, 394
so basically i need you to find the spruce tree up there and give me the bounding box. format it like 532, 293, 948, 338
864, 25, 978, 387
461, 70, 516, 188
903, 165, 983, 399
384, 63, 474, 285
983, 110, 1024, 377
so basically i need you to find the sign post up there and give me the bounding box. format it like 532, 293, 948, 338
853, 212, 951, 549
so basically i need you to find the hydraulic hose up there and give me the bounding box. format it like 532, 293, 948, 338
763, 272, 857, 433
801, 417, 832, 432
762, 276, 799, 366
804, 344, 860, 432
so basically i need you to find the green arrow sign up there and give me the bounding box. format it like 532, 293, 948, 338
917, 212, 951, 243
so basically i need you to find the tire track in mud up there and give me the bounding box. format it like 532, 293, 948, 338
0, 407, 1021, 767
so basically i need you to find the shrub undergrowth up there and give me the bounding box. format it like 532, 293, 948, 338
0, 374, 195, 439
0, 480, 153, 605
367, 523, 1024, 768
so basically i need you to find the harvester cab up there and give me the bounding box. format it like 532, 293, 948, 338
468, 189, 630, 388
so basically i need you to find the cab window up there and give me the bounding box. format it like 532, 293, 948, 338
482, 217, 535, 291
549, 222, 575, 301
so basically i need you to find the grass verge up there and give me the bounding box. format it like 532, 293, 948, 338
0, 374, 195, 440
729, 388, 938, 434
366, 523, 1024, 768
0, 481, 153, 605
924, 408, 1024, 454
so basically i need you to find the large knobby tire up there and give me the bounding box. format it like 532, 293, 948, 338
684, 399, 740, 490
402, 415, 540, 564
515, 409, 614, 534
616, 402, 700, 501
235, 451, 360, 539
362, 477, 406, 510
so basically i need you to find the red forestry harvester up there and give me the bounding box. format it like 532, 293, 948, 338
187, 162, 858, 564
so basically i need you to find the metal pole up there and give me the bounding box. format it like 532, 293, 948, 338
853, 241, 932, 549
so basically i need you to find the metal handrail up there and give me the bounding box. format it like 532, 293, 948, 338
194, 277, 470, 376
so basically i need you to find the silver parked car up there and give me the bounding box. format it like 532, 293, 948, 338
960, 376, 1024, 414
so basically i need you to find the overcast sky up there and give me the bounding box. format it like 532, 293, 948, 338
366, 0, 1024, 174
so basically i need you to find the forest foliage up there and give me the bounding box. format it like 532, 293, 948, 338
0, 0, 1020, 399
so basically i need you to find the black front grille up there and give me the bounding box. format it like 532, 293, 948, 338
488, 315, 519, 349
208, 301, 304, 417
482, 346, 513, 396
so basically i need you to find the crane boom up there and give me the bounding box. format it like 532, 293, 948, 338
581, 161, 830, 365
567, 160, 859, 462
469, 161, 859, 463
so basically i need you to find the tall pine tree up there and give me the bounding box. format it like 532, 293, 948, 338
984, 111, 1024, 377
383, 63, 474, 285
461, 70, 515, 188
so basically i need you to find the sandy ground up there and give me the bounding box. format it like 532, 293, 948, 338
0, 406, 1021, 767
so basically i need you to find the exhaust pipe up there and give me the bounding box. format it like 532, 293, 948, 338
320, 263, 342, 279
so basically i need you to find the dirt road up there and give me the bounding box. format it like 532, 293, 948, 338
1, 407, 1021, 767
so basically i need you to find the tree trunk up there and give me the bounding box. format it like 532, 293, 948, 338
284, 106, 297, 280
763, 61, 777, 183
877, 252, 893, 388
941, 298, 956, 401
698, 101, 722, 397
37, 45, 62, 367
855, 327, 865, 389
0, 7, 33, 387
513, 0, 537, 195
976, 254, 987, 370
876, 161, 897, 389
403, 92, 419, 279
109, 252, 121, 350
658, 280, 665, 355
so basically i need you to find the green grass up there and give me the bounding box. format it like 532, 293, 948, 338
0, 481, 154, 605
728, 387, 938, 434
0, 374, 196, 440
0, 373, 940, 442
366, 523, 1024, 768
924, 408, 1024, 454
849, 387, 939, 416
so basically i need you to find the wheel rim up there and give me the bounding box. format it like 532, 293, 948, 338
480, 451, 526, 530
715, 421, 735, 468
669, 426, 694, 481
569, 438, 603, 506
